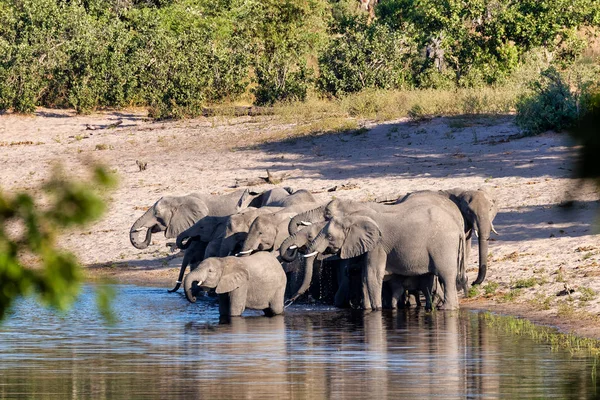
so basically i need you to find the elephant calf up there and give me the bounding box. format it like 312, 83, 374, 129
183, 253, 287, 317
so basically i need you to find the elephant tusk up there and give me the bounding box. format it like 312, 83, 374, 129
303, 251, 318, 258
235, 250, 252, 256
491, 224, 499, 235
300, 221, 312, 226
288, 245, 298, 250
131, 228, 143, 232
474, 229, 479, 238
175, 280, 182, 284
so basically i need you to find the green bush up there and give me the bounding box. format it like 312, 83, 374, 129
317, 15, 416, 96
0, 0, 599, 114
242, 0, 329, 105
515, 67, 580, 135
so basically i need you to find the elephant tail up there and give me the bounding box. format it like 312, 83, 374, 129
456, 233, 468, 294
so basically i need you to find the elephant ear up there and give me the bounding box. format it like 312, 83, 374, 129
236, 189, 253, 210
165, 197, 209, 238
216, 260, 249, 294
340, 216, 381, 259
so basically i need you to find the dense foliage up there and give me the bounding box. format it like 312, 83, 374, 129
0, 0, 598, 116
0, 166, 115, 321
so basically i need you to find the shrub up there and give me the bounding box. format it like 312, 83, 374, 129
317, 17, 416, 96
241, 0, 329, 105
515, 67, 579, 135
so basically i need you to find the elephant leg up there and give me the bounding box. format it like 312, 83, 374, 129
362, 247, 386, 310
437, 267, 459, 310
268, 285, 286, 316
218, 294, 231, 317
465, 235, 472, 268
400, 289, 410, 309
385, 277, 405, 310
334, 260, 350, 308
228, 286, 248, 317
410, 290, 422, 308
421, 274, 435, 312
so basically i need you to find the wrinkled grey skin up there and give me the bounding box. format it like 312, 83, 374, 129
303, 199, 467, 310
217, 207, 283, 258
237, 187, 316, 209
169, 208, 268, 293
400, 187, 498, 285
237, 187, 293, 209
288, 199, 406, 235
285, 198, 422, 304
238, 202, 320, 257
130, 190, 249, 250
279, 222, 328, 303
168, 215, 230, 293
280, 221, 362, 308
184, 253, 287, 317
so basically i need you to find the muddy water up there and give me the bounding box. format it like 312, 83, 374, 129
0, 285, 598, 399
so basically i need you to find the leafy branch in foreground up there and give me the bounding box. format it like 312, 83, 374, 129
0, 165, 116, 321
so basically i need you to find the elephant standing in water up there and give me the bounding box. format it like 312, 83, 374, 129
184, 253, 287, 317
400, 187, 498, 285
295, 199, 467, 310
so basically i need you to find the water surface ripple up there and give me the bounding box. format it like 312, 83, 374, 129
0, 285, 597, 399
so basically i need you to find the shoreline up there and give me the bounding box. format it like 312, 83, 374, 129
83, 262, 600, 340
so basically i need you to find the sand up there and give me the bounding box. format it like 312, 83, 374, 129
2, 108, 599, 338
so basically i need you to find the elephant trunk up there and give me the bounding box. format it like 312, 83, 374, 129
184, 269, 204, 303
288, 252, 317, 302
473, 218, 491, 285
288, 206, 325, 235
169, 258, 189, 293
130, 208, 159, 249
238, 232, 258, 256
176, 230, 192, 250
279, 233, 300, 262
288, 231, 328, 300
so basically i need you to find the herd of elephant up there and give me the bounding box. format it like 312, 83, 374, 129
129, 187, 498, 317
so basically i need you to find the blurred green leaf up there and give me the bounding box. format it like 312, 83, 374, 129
0, 164, 115, 321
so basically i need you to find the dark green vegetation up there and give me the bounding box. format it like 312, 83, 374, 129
1, 0, 598, 118
0, 166, 115, 321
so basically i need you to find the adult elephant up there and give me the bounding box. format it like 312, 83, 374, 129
298, 199, 467, 310
129, 190, 250, 249
400, 188, 498, 285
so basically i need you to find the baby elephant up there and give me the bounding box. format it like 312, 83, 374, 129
183, 253, 287, 317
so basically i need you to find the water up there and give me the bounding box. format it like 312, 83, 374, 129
0, 285, 598, 399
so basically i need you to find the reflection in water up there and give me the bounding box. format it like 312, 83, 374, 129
0, 285, 598, 399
